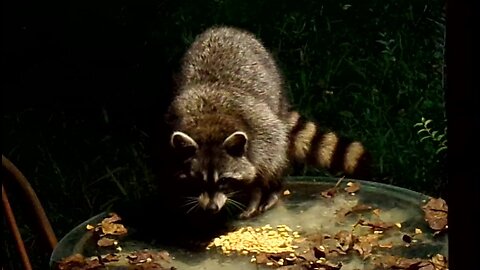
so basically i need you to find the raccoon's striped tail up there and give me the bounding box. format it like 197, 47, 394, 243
287, 111, 371, 179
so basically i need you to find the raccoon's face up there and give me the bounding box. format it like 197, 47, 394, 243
170, 131, 257, 214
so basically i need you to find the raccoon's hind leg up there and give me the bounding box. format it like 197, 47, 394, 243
239, 187, 262, 219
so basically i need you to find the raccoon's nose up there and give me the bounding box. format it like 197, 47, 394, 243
206, 202, 219, 213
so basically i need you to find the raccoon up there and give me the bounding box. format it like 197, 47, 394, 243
166, 26, 369, 219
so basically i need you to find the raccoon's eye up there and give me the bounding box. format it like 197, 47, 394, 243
218, 177, 239, 187
218, 177, 232, 184
192, 171, 205, 181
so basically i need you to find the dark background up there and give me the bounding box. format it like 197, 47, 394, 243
2, 0, 452, 268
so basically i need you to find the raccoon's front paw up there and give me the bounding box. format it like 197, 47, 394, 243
258, 192, 280, 212
239, 207, 258, 219
239, 188, 262, 219
238, 191, 280, 219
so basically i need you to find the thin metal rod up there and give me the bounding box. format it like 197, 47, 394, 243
2, 185, 33, 270
2, 155, 58, 250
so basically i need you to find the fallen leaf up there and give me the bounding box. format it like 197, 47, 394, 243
345, 181, 361, 193
97, 237, 117, 247
422, 198, 448, 232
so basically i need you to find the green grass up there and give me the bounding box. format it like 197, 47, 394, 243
2, 0, 446, 268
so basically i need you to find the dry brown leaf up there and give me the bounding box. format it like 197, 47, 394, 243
97, 237, 117, 247
102, 212, 122, 223
345, 181, 361, 193
101, 222, 128, 236
334, 230, 353, 252
352, 234, 379, 258
431, 254, 448, 270
101, 253, 120, 262
321, 187, 338, 198
356, 219, 396, 231
56, 253, 103, 270
422, 198, 448, 232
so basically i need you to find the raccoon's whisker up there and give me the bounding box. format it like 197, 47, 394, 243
224, 203, 233, 217
180, 196, 199, 209
186, 203, 199, 214
226, 190, 239, 196
225, 204, 245, 216
181, 200, 198, 208
182, 196, 199, 200
224, 202, 240, 219
227, 198, 245, 208
228, 197, 245, 207
227, 198, 246, 211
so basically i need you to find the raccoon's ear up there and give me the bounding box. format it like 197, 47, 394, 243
171, 131, 198, 158
223, 131, 248, 157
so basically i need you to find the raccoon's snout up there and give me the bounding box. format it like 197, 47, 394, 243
206, 202, 219, 213
199, 192, 227, 214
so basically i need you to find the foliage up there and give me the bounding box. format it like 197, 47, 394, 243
414, 117, 448, 155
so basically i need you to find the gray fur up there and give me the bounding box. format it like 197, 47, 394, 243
169, 26, 291, 184
167, 26, 292, 217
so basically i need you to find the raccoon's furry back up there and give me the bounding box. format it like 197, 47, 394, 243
179, 26, 290, 117
168, 26, 291, 184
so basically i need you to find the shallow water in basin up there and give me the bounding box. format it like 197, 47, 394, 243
51, 178, 448, 270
